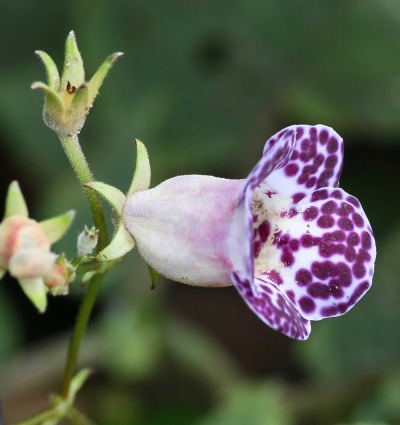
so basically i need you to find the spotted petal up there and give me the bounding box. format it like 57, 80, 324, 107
254, 187, 376, 321
266, 125, 343, 203
232, 274, 311, 339
230, 126, 297, 294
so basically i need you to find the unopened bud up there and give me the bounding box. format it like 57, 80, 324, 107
44, 255, 76, 296
77, 226, 99, 256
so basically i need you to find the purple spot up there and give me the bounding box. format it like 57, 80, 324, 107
317, 215, 335, 228
299, 296, 315, 313
331, 190, 343, 199
314, 154, 324, 167
345, 246, 356, 262
327, 137, 339, 153
298, 174, 308, 184
281, 249, 294, 266
304, 206, 318, 221
361, 231, 372, 249
312, 261, 337, 280
337, 262, 352, 287
286, 290, 295, 303
337, 202, 355, 216
290, 239, 300, 251
304, 165, 318, 175
293, 192, 306, 203
321, 306, 338, 317
310, 127, 317, 141
352, 213, 365, 228
356, 249, 371, 263
301, 234, 319, 248
347, 232, 360, 246
308, 283, 330, 299
296, 127, 304, 139
338, 217, 354, 231
295, 268, 312, 286
319, 243, 336, 257
291, 150, 299, 160
285, 163, 299, 177
325, 155, 338, 169
311, 189, 328, 202
254, 240, 261, 258
319, 129, 329, 144
346, 196, 360, 208
267, 269, 283, 285
258, 221, 271, 243
306, 177, 317, 188
352, 262, 366, 278
301, 139, 310, 152
321, 200, 337, 214
329, 281, 344, 298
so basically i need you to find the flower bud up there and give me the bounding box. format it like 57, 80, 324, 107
32, 31, 123, 138
44, 255, 76, 296
77, 226, 99, 256
0, 181, 75, 312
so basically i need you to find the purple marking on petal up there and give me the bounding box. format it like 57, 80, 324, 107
304, 206, 318, 221
299, 296, 316, 314
264, 125, 344, 203
253, 186, 376, 321
232, 274, 311, 339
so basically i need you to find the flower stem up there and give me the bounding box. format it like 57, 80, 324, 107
59, 135, 108, 250
59, 134, 109, 398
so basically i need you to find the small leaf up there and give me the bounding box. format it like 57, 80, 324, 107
39, 210, 75, 244
87, 52, 124, 106
96, 222, 135, 262
127, 140, 151, 196
4, 181, 28, 219
86, 182, 126, 215
35, 50, 60, 90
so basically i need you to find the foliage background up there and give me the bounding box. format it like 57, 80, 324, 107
1, 1, 400, 424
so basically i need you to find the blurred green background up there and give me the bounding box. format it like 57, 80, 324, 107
1, 1, 400, 424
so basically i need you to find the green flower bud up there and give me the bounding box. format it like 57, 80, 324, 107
32, 31, 123, 138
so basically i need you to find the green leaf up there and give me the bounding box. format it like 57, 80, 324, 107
127, 140, 151, 196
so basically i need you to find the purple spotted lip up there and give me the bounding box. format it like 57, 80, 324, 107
124, 124, 376, 340
230, 125, 376, 339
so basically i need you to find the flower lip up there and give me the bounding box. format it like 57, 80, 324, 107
228, 125, 376, 339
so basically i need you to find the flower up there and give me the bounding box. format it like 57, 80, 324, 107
0, 181, 75, 312
32, 31, 123, 138
90, 126, 376, 340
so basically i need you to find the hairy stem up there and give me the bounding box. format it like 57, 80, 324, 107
59, 135, 109, 398
59, 135, 108, 250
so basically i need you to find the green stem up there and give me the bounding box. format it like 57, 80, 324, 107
59, 135, 108, 250
11, 407, 58, 425
59, 135, 109, 398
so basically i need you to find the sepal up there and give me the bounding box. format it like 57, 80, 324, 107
4, 181, 28, 219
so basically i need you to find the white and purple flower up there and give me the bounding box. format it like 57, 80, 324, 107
92, 125, 376, 340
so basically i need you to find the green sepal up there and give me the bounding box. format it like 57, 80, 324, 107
31, 82, 65, 123
18, 277, 47, 313
128, 140, 151, 196
60, 31, 85, 90
96, 222, 135, 262
86, 182, 126, 215
4, 181, 28, 219
35, 50, 60, 90
68, 368, 91, 403
87, 52, 124, 106
39, 210, 76, 244
68, 83, 89, 131
147, 264, 160, 290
